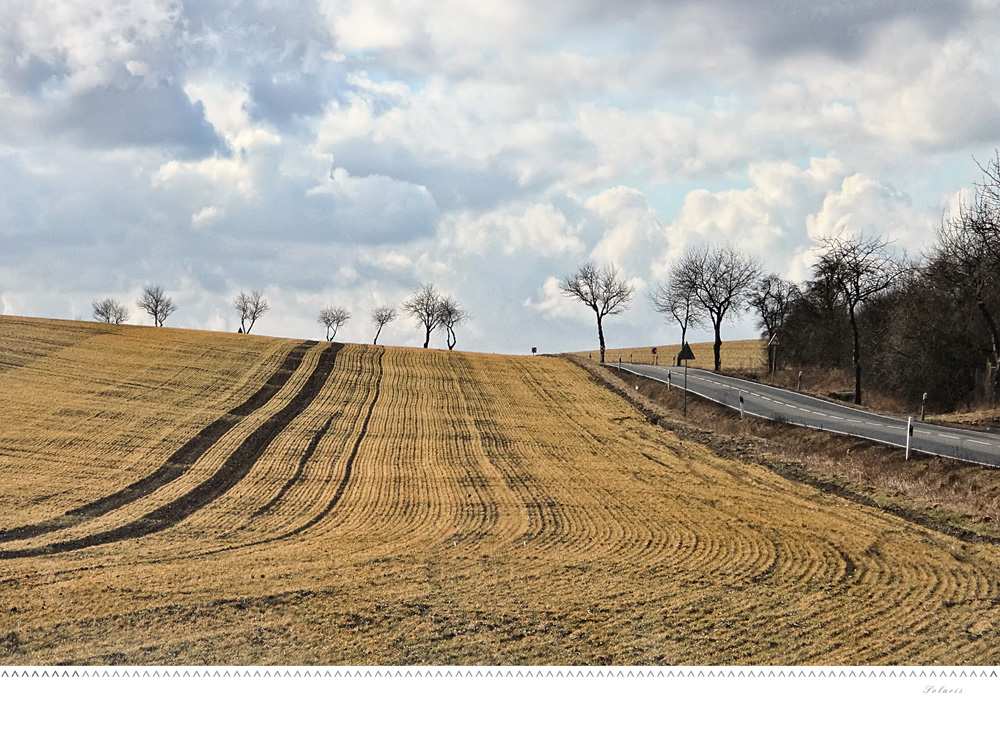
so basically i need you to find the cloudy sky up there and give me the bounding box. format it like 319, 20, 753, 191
2, 0, 999, 354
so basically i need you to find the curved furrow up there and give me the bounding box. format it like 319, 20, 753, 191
0, 343, 342, 559
0, 340, 316, 545
251, 346, 384, 545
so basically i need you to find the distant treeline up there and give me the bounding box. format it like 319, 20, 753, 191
780, 156, 1000, 411
651, 153, 1000, 412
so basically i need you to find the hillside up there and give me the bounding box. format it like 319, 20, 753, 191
574, 338, 767, 370
2, 316, 1000, 665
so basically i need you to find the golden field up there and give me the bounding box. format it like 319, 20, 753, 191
575, 338, 767, 370
2, 316, 1000, 665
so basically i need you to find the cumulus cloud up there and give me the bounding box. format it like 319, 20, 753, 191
1, 0, 998, 355
52, 82, 228, 157
657, 157, 935, 287
437, 203, 583, 257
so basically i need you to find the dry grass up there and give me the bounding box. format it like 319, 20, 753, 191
573, 338, 767, 371
597, 360, 1000, 538
2, 316, 1000, 665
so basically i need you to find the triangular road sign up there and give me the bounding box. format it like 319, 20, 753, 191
678, 342, 695, 361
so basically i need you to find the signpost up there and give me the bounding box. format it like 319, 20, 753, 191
767, 332, 782, 378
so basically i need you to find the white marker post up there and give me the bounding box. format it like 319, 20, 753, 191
739, 393, 744, 420
905, 416, 913, 461
684, 359, 687, 418
667, 371, 671, 390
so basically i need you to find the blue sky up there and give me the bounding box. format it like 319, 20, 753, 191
1, 0, 998, 354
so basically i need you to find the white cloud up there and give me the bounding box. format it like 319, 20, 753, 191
437, 203, 583, 257
1, 0, 999, 354
584, 186, 668, 266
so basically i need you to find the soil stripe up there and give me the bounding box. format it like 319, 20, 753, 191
278, 346, 384, 539
0, 343, 342, 558
0, 340, 317, 545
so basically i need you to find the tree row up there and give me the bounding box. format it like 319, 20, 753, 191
92, 283, 470, 349
563, 152, 1000, 410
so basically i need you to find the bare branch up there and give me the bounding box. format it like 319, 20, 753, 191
650, 268, 705, 347
559, 262, 635, 362
92, 297, 130, 325
671, 244, 762, 371
747, 273, 799, 340
436, 295, 471, 350
317, 305, 351, 342
136, 285, 177, 327
235, 290, 269, 334
402, 283, 444, 348
813, 232, 907, 404
370, 305, 397, 345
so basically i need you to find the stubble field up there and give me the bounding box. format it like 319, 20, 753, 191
2, 315, 1000, 665
577, 339, 767, 370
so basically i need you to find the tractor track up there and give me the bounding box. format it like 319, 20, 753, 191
0, 340, 316, 545
0, 342, 342, 559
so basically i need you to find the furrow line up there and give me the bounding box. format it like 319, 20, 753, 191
0, 340, 316, 545
269, 345, 385, 542
0, 343, 342, 559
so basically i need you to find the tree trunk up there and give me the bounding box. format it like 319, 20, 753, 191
596, 314, 606, 363
373, 326, 383, 345
447, 327, 456, 350
977, 300, 1000, 402
423, 324, 431, 348
850, 306, 862, 405
713, 322, 722, 372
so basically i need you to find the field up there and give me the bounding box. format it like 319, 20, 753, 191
2, 316, 1000, 664
576, 338, 767, 370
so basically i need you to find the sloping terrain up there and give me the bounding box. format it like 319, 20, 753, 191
1, 316, 1000, 665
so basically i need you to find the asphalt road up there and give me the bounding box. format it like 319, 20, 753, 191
614, 362, 1000, 469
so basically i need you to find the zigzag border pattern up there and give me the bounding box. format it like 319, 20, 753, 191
0, 668, 996, 679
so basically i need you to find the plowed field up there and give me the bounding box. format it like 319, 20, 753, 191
2, 316, 1000, 665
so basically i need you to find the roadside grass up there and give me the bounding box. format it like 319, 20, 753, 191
585, 358, 1000, 542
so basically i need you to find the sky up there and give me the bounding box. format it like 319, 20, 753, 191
1, 0, 999, 355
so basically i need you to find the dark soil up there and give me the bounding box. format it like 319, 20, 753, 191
0, 342, 343, 559
0, 341, 317, 546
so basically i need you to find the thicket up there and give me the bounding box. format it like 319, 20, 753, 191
778, 154, 1000, 411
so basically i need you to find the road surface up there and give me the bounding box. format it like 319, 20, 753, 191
614, 362, 1000, 469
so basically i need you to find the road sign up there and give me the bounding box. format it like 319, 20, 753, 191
678, 342, 695, 361
768, 333, 782, 348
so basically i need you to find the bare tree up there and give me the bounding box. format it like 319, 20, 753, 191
136, 284, 177, 327
650, 268, 704, 348
437, 295, 471, 350
673, 244, 762, 372
370, 305, 397, 344
748, 273, 800, 340
402, 283, 444, 348
931, 154, 1000, 401
814, 233, 907, 404
92, 297, 130, 325
317, 305, 350, 342
559, 262, 635, 363
235, 290, 269, 334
